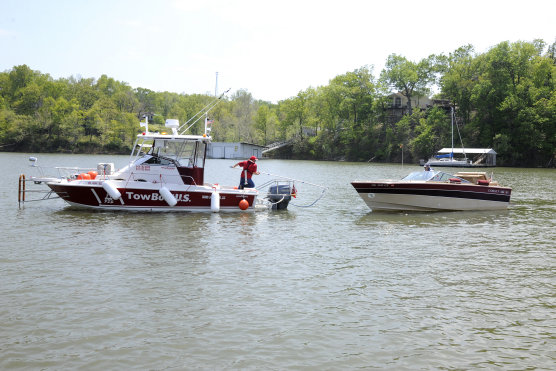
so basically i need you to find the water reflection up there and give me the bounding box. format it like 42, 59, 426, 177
355, 209, 511, 227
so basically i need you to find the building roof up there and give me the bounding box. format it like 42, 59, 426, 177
438, 148, 496, 154
210, 142, 265, 148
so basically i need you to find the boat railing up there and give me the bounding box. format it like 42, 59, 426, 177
18, 174, 62, 207
29, 164, 97, 180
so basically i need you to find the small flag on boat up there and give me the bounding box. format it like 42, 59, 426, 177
291, 184, 297, 198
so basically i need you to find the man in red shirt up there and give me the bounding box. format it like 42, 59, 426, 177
232, 156, 260, 189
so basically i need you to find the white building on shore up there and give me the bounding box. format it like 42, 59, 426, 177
207, 142, 265, 159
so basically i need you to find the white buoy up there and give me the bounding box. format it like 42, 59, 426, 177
159, 186, 177, 207
211, 191, 220, 212
102, 181, 121, 200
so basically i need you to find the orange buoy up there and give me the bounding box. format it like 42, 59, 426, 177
88, 171, 98, 179
77, 173, 91, 180
239, 199, 249, 210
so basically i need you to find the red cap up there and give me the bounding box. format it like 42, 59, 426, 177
250, 156, 257, 161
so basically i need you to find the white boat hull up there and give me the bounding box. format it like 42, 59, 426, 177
351, 180, 512, 212
359, 192, 509, 211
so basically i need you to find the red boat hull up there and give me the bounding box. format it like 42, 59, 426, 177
47, 183, 257, 211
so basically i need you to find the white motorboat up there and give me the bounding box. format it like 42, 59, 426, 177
351, 169, 511, 211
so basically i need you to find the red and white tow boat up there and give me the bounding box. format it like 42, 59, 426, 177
22, 104, 263, 212
351, 169, 512, 211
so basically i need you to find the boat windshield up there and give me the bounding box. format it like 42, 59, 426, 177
403, 171, 437, 181
149, 139, 206, 168
402, 170, 470, 182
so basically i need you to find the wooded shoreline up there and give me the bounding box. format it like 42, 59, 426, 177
1, 39, 554, 167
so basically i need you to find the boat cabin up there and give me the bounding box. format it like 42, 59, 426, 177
130, 133, 209, 186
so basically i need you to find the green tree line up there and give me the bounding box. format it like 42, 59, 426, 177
1, 39, 555, 166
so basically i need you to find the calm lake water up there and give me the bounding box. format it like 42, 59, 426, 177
1, 152, 555, 369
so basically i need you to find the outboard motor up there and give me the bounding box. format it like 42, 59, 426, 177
266, 184, 292, 210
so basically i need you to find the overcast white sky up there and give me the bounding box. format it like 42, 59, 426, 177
1, 0, 554, 102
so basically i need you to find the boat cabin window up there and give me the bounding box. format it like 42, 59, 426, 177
150, 139, 206, 168
143, 155, 177, 166
132, 141, 153, 158
189, 141, 206, 168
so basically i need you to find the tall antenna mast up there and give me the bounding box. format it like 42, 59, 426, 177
451, 106, 454, 155
215, 72, 218, 97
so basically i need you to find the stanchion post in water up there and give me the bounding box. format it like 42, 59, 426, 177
18, 174, 26, 206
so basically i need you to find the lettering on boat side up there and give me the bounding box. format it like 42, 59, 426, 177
125, 191, 191, 202
203, 195, 226, 199
136, 165, 150, 171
